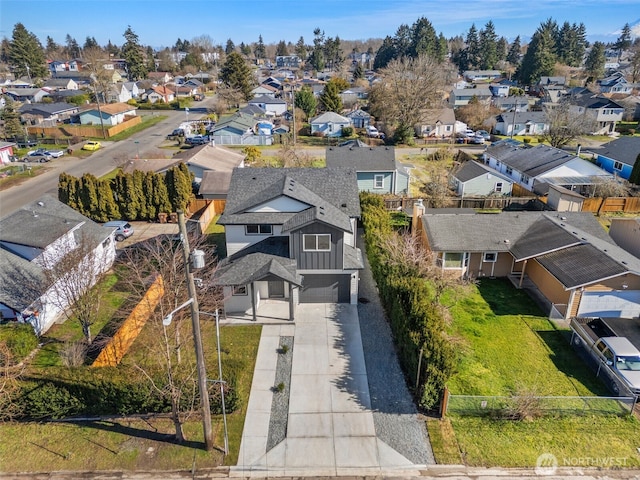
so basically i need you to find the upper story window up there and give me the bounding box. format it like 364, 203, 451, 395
374, 174, 384, 189
246, 224, 272, 235
614, 161, 623, 171
520, 173, 530, 184
303, 234, 331, 252
506, 166, 513, 175
495, 182, 503, 193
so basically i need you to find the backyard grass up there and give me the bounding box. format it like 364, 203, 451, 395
99, 168, 122, 181
446, 278, 606, 397
428, 278, 640, 468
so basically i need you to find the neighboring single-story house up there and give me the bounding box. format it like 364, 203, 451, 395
5, 88, 50, 103
0, 141, 16, 165
173, 143, 245, 185
309, 112, 351, 137
415, 208, 640, 320
483, 141, 614, 195
594, 136, 640, 180
346, 109, 372, 129
78, 102, 137, 126
416, 108, 456, 138
147, 71, 173, 84
20, 102, 79, 125
462, 70, 502, 83
247, 95, 287, 116
449, 87, 493, 108
451, 160, 514, 197
106, 83, 133, 103
43, 78, 79, 91
325, 141, 410, 195
493, 111, 548, 136
0, 195, 117, 335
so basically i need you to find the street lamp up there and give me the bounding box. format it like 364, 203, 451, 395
134, 140, 140, 160
161, 211, 214, 451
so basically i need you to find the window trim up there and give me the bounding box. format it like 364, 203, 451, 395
483, 252, 498, 263
505, 166, 513, 175
303, 233, 331, 252
373, 174, 384, 189
495, 182, 503, 193
245, 224, 273, 235
232, 285, 248, 296
613, 161, 623, 171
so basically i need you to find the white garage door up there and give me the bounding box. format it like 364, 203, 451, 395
577, 291, 640, 318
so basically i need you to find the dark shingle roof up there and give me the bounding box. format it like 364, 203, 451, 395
219, 168, 360, 229
594, 137, 640, 167
509, 217, 581, 260
214, 252, 301, 286
485, 143, 580, 178
325, 144, 397, 171
453, 161, 512, 184
536, 244, 628, 288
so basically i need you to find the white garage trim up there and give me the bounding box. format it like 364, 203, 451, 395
578, 291, 640, 318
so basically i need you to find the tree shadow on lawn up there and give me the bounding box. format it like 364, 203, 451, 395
64, 419, 205, 450
532, 330, 610, 396
477, 278, 543, 317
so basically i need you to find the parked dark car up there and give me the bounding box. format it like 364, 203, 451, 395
185, 135, 209, 145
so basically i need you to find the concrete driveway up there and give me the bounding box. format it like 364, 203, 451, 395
232, 303, 428, 477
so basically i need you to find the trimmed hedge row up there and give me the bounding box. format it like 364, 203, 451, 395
0, 323, 38, 363
360, 192, 456, 410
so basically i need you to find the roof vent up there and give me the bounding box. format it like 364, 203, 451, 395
32, 211, 38, 217
621, 261, 628, 265
37, 201, 44, 207
560, 216, 567, 221
341, 203, 347, 208
504, 239, 510, 244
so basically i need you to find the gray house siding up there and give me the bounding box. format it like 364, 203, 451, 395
396, 172, 409, 195
291, 223, 344, 270
461, 176, 511, 196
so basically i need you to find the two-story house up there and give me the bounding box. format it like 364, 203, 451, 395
598, 72, 633, 95
483, 141, 614, 195
568, 90, 624, 135
214, 168, 363, 320
493, 111, 548, 136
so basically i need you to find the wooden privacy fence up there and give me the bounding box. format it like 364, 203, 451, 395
92, 275, 164, 367
187, 198, 226, 234
384, 196, 543, 211
582, 196, 640, 214
28, 116, 142, 139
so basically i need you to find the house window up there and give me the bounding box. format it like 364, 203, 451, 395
303, 234, 331, 252
483, 252, 497, 263
233, 285, 247, 296
495, 182, 503, 193
496, 161, 501, 168
443, 252, 464, 268
246, 224, 272, 235
374, 174, 384, 189
613, 161, 623, 171
506, 166, 513, 175
520, 174, 530, 184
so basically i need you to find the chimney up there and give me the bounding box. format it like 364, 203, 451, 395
411, 199, 425, 235
576, 144, 581, 156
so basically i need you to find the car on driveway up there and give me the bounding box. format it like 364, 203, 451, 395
82, 141, 102, 151
475, 130, 491, 141
104, 220, 134, 241
185, 135, 210, 146
28, 148, 64, 158
23, 153, 52, 163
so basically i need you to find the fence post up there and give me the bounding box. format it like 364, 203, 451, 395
440, 386, 450, 418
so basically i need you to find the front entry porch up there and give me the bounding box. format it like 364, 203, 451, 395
222, 299, 292, 324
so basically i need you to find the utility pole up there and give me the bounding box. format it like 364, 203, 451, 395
178, 211, 214, 451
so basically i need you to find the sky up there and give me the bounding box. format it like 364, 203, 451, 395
1, 0, 639, 50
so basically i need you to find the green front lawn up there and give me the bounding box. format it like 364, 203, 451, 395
447, 278, 606, 397
107, 115, 168, 141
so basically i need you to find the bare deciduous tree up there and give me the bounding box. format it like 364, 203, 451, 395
41, 231, 115, 344
541, 98, 598, 149
369, 54, 448, 143
0, 341, 25, 421
118, 232, 221, 443
277, 142, 316, 167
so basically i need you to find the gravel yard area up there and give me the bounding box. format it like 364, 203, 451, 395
356, 229, 435, 465
266, 336, 293, 451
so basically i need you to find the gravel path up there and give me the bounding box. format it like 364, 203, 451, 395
356, 229, 435, 465
266, 336, 293, 451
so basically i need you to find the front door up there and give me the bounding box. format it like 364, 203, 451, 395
268, 281, 285, 298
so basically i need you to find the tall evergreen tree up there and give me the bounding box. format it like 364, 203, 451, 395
496, 37, 508, 62
324, 36, 344, 71
295, 36, 307, 60
438, 33, 448, 62
65, 34, 81, 58
106, 40, 120, 57
45, 36, 61, 58
615, 23, 632, 59
122, 26, 147, 81
0, 96, 23, 140
584, 41, 606, 80
458, 24, 480, 71
410, 17, 439, 60
79, 174, 99, 218
151, 171, 172, 215
83, 36, 98, 50
9, 23, 47, 79
628, 153, 640, 186
517, 21, 557, 85
373, 36, 396, 70
254, 34, 266, 60
219, 52, 254, 101
506, 36, 521, 65
96, 179, 119, 222
309, 28, 326, 71
275, 40, 288, 56
479, 21, 498, 70
353, 63, 364, 80
133, 170, 148, 220
295, 85, 317, 120
225, 39, 235, 55
319, 80, 342, 113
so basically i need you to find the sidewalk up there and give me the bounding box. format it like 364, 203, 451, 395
231, 303, 424, 477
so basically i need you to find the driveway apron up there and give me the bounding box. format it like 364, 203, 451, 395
232, 303, 428, 477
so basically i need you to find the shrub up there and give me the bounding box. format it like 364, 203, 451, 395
0, 323, 37, 363
341, 126, 354, 137
279, 344, 289, 354
20, 381, 86, 419
628, 129, 636, 135
523, 137, 532, 144
60, 341, 87, 367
